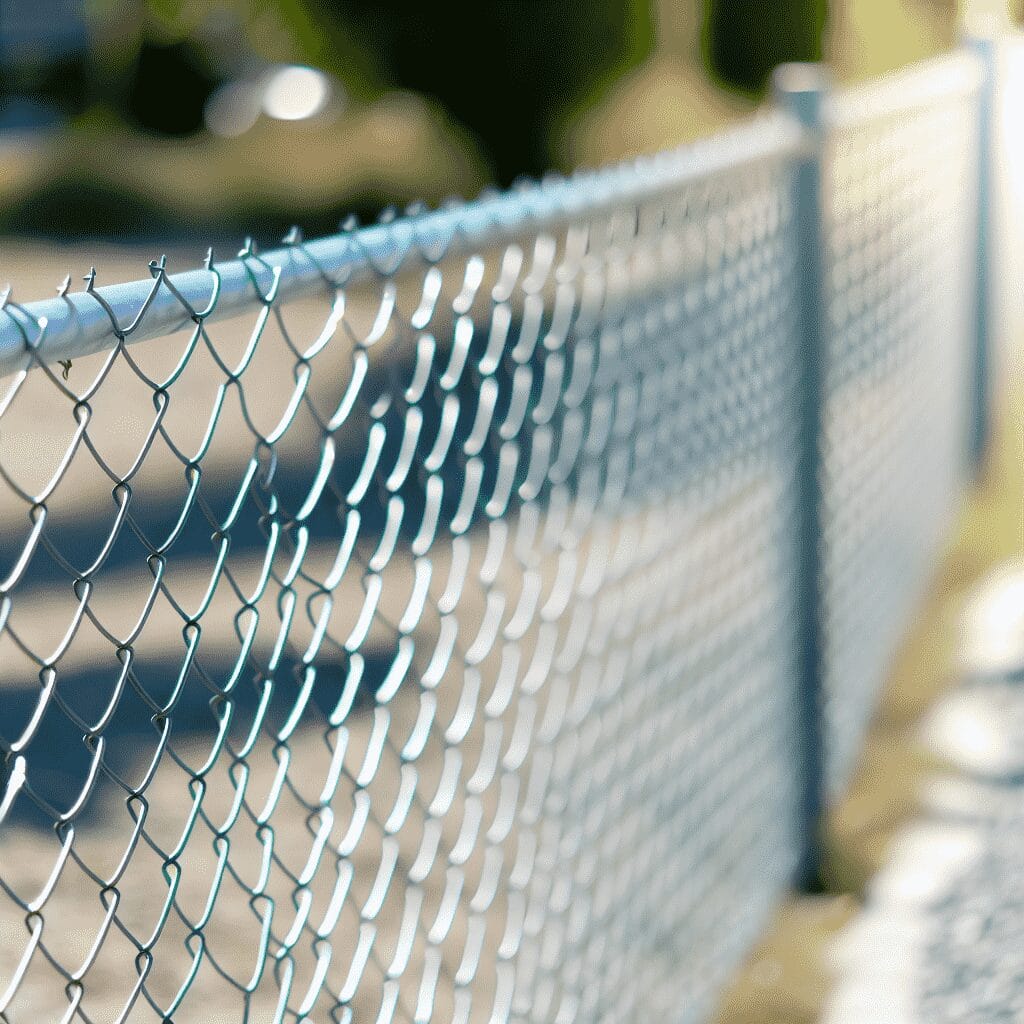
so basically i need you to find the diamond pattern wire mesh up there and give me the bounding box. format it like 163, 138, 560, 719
0, 123, 806, 1023
818, 58, 981, 796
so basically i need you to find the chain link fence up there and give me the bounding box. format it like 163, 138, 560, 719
817, 52, 984, 794
0, 45, 991, 1024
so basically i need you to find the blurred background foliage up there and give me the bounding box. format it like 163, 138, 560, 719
0, 0, 961, 242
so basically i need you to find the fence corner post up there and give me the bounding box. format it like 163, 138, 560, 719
962, 23, 1000, 473
773, 62, 830, 891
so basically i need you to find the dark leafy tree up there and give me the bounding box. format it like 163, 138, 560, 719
703, 0, 828, 97
324, 0, 655, 185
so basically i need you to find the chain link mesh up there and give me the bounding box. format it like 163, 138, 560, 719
0, 123, 806, 1022
819, 61, 981, 794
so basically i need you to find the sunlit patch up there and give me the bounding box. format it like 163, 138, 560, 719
203, 80, 262, 138
959, 560, 1024, 675
204, 66, 338, 136
261, 65, 333, 122
918, 773, 1006, 822
870, 822, 985, 906
821, 822, 987, 1024
920, 685, 1024, 778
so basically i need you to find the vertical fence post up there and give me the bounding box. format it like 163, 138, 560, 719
773, 63, 830, 889
964, 26, 999, 472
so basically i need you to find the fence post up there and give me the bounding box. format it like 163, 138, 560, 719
773, 63, 829, 889
963, 26, 999, 472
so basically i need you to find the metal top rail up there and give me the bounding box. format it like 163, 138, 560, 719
0, 113, 803, 379
0, 47, 985, 381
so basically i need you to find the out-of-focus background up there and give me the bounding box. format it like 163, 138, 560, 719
0, 0, 985, 243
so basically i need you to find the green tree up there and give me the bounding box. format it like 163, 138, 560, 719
325, 0, 655, 185
704, 0, 828, 97
121, 0, 654, 182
